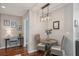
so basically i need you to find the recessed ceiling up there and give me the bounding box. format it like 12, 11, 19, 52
0, 3, 36, 16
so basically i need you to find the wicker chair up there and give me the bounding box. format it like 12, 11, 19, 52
34, 34, 45, 51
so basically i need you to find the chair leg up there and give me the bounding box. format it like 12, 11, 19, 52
62, 50, 65, 56
44, 50, 51, 56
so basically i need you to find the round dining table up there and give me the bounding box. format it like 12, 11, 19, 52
41, 39, 57, 56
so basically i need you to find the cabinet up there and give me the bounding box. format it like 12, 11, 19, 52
76, 40, 79, 56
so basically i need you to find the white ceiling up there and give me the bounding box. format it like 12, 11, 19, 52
0, 3, 67, 16
0, 3, 36, 16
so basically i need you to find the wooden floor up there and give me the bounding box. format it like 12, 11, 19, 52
0, 47, 44, 56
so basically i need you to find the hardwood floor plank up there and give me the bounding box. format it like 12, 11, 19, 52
0, 47, 44, 56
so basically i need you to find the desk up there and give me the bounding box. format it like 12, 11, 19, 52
41, 39, 57, 56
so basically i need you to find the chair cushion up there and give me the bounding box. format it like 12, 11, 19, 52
51, 45, 61, 51
38, 43, 45, 47
37, 43, 45, 51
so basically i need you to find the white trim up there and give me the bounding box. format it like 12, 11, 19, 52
0, 45, 20, 49
28, 49, 38, 53
0, 46, 5, 49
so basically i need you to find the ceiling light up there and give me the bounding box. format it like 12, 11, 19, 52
1, 6, 6, 8
40, 3, 50, 22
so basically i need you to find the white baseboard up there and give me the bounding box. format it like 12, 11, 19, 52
28, 49, 38, 53
0, 45, 20, 49
0, 46, 5, 49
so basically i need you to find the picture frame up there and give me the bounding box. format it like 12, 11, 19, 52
53, 21, 60, 29
11, 20, 16, 28
4, 19, 10, 26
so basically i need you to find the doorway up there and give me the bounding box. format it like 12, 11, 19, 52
23, 16, 29, 48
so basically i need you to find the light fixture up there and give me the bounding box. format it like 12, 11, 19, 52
1, 6, 6, 8
40, 3, 50, 22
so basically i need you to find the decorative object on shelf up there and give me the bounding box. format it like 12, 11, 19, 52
40, 3, 50, 22
53, 21, 60, 29
4, 19, 10, 26
11, 20, 16, 28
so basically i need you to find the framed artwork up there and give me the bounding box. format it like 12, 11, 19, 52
11, 20, 16, 28
53, 21, 60, 29
4, 19, 10, 26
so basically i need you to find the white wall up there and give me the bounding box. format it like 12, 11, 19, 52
64, 4, 73, 56
28, 8, 47, 53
